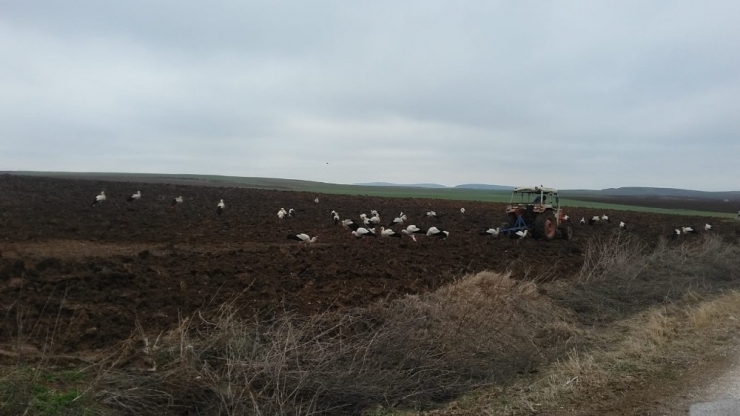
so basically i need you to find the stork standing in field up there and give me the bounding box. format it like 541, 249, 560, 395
171, 196, 183, 208
425, 210, 439, 219
389, 214, 407, 227
278, 208, 287, 220
331, 210, 340, 225
460, 208, 466, 215
588, 216, 600, 226
480, 227, 500, 238
619, 221, 627, 230
515, 229, 529, 239
216, 199, 225, 216
351, 227, 376, 239
601, 214, 611, 223
287, 233, 317, 244
288, 208, 296, 217
342, 219, 357, 230
314, 197, 319, 204
580, 217, 586, 225
92, 191, 106, 206
681, 226, 698, 234
126, 191, 141, 202
705, 223, 713, 231
401, 224, 425, 242
380, 227, 402, 238
426, 226, 450, 240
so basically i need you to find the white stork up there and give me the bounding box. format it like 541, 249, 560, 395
705, 223, 713, 231
588, 216, 600, 226
601, 214, 611, 223
380, 227, 402, 238
216, 199, 225, 216
126, 191, 141, 202
288, 208, 296, 217
278, 208, 287, 220
171, 196, 183, 207
480, 227, 501, 238
515, 229, 529, 239
619, 221, 627, 230
352, 227, 377, 239
401, 224, 425, 242
579, 217, 586, 225
287, 233, 317, 244
426, 226, 450, 240
92, 191, 106, 206
389, 214, 408, 227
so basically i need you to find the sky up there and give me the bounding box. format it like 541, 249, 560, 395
1, 1, 739, 191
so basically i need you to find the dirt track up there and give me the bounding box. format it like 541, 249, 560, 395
1, 174, 739, 353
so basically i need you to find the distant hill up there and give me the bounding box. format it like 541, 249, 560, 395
353, 182, 448, 189
455, 184, 515, 191
561, 187, 740, 201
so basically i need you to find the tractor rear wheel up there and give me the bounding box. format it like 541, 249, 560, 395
533, 211, 557, 240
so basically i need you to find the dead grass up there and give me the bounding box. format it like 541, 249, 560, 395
81, 271, 575, 415
4, 234, 740, 415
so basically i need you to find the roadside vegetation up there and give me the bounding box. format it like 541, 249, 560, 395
2, 234, 740, 415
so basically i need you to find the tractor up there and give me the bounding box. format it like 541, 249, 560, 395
500, 186, 572, 240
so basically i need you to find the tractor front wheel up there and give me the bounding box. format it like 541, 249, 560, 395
533, 211, 557, 240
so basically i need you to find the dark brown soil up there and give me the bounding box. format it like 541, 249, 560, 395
1, 174, 739, 354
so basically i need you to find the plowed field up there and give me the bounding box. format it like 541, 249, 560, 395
1, 174, 738, 353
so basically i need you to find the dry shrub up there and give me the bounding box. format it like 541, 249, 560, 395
556, 233, 740, 324
91, 271, 576, 415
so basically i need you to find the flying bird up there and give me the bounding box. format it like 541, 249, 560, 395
216, 199, 225, 216
92, 191, 106, 206
287, 233, 317, 244
126, 191, 141, 202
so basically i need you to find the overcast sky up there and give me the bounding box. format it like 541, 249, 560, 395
1, 1, 739, 190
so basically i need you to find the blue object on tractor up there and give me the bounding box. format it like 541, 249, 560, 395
501, 215, 528, 234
